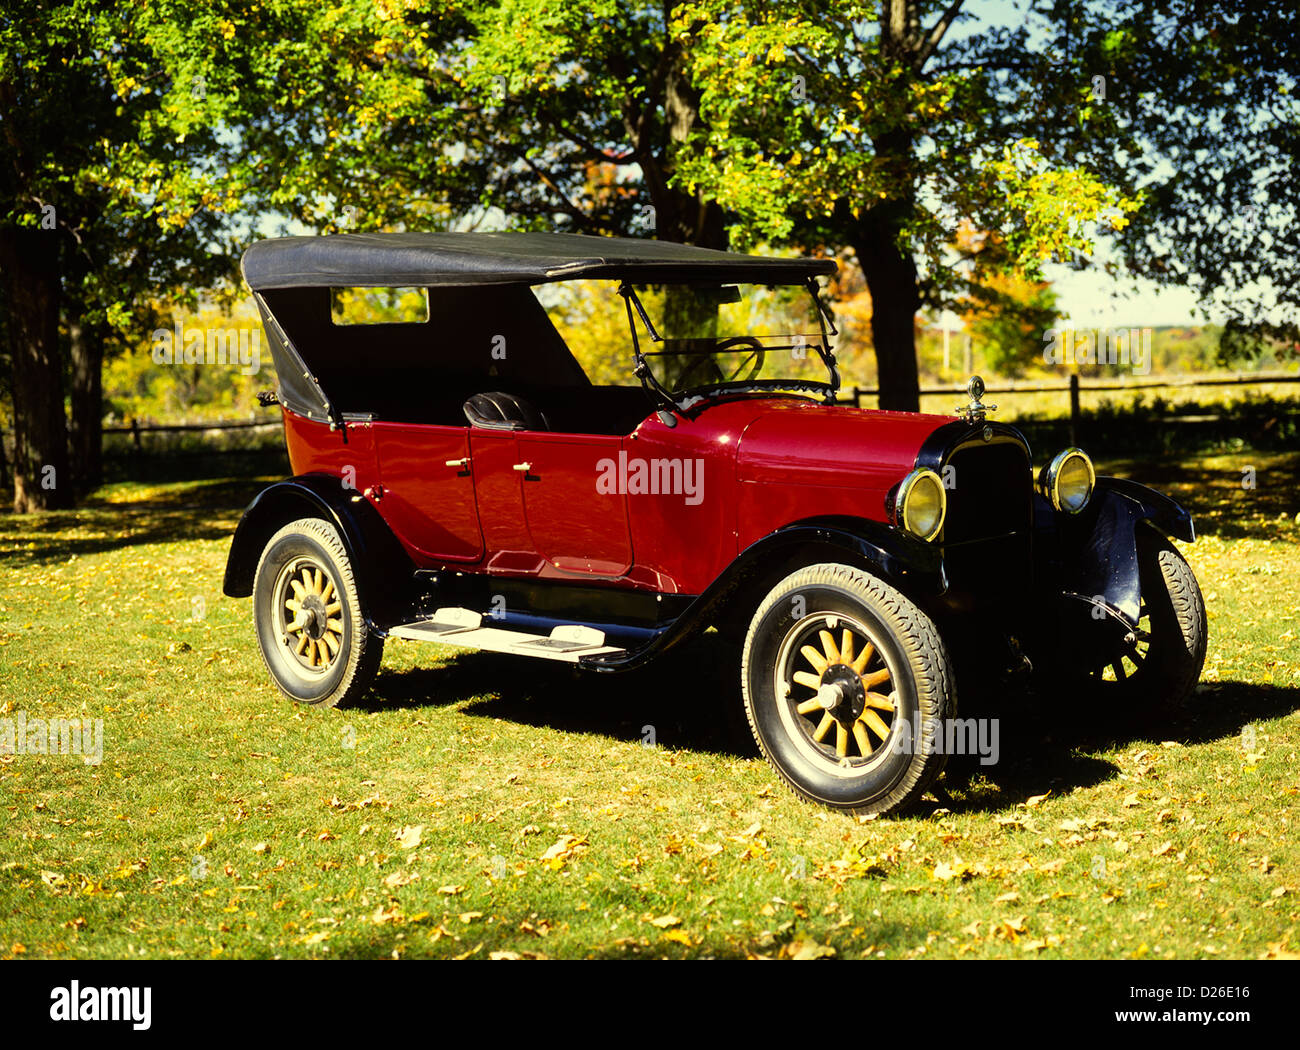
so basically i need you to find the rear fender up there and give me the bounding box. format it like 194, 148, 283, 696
223, 476, 414, 624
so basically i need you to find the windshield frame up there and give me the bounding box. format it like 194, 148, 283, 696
617, 278, 841, 412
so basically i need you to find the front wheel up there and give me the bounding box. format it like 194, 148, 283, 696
741, 563, 956, 816
1082, 525, 1207, 710
252, 517, 383, 708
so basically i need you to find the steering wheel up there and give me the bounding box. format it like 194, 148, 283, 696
672, 353, 727, 390
714, 336, 766, 382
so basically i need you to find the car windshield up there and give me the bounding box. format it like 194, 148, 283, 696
625, 282, 835, 397
538, 278, 836, 400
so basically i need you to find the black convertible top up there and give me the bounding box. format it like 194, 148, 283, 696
241, 231, 836, 290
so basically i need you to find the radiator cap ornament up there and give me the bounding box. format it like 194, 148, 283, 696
956, 374, 997, 425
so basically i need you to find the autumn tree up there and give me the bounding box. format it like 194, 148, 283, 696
121, 0, 1300, 413
670, 0, 1298, 408
0, 0, 236, 509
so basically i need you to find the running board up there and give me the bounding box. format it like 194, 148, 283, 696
388, 608, 626, 663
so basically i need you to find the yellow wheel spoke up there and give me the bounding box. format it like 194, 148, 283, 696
321, 581, 335, 604
819, 630, 841, 664
851, 642, 874, 674
852, 721, 873, 757
862, 667, 891, 689
796, 697, 824, 715
326, 618, 343, 634
290, 579, 306, 601
840, 630, 855, 666
835, 723, 849, 757
321, 632, 339, 656
312, 569, 324, 595
285, 598, 301, 612
325, 601, 342, 616
864, 692, 895, 713
862, 709, 892, 742
801, 645, 829, 674
792, 670, 822, 691
812, 712, 835, 743
286, 615, 309, 632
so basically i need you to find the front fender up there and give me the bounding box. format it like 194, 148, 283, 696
1035, 476, 1195, 625
1095, 476, 1195, 543
761, 517, 949, 594
582, 516, 946, 672
222, 475, 414, 624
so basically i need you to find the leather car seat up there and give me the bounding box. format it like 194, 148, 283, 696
462, 391, 552, 432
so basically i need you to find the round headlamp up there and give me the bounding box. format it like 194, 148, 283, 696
893, 468, 947, 542
1040, 448, 1095, 514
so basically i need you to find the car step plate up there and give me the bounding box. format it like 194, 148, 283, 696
388, 611, 625, 663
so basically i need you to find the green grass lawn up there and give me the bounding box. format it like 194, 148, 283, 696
1, 456, 1297, 959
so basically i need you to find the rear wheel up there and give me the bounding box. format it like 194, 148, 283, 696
741, 563, 955, 816
252, 517, 382, 708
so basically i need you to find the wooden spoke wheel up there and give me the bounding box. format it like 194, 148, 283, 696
276, 559, 345, 673
782, 614, 899, 769
741, 563, 955, 816
1090, 601, 1152, 685
252, 517, 382, 708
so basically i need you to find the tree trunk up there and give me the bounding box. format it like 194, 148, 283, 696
853, 209, 922, 412
69, 318, 104, 490
641, 26, 727, 251
0, 226, 71, 512
835, 0, 944, 413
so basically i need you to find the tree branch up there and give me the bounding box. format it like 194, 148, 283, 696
915, 0, 965, 71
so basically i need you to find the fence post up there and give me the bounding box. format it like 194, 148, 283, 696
1068, 374, 1080, 446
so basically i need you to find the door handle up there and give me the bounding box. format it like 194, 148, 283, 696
512, 462, 532, 472
445, 457, 470, 468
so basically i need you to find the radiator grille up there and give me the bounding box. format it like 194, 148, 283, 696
942, 439, 1033, 545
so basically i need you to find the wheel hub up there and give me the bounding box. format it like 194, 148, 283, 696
818, 663, 866, 725
299, 594, 327, 639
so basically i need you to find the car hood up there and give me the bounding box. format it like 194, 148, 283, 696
727, 398, 954, 489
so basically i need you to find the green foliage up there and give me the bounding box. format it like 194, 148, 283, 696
102, 299, 266, 422
0, 1, 241, 335
667, 1, 1138, 310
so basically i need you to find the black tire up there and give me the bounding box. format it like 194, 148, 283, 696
741, 563, 956, 816
252, 517, 383, 708
1083, 525, 1207, 710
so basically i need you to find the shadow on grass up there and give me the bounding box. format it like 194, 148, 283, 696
361, 640, 1300, 817
359, 633, 755, 760
0, 510, 239, 567
83, 476, 280, 512
312, 915, 916, 960
0, 476, 278, 567
1099, 450, 1300, 541
941, 681, 1300, 813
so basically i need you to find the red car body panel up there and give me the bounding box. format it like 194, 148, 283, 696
372, 422, 482, 562
282, 396, 953, 597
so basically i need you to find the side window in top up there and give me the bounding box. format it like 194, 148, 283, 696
330, 287, 430, 326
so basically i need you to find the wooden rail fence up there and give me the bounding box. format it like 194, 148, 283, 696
25, 370, 1299, 456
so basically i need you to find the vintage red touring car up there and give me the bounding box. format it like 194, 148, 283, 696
224, 232, 1207, 815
